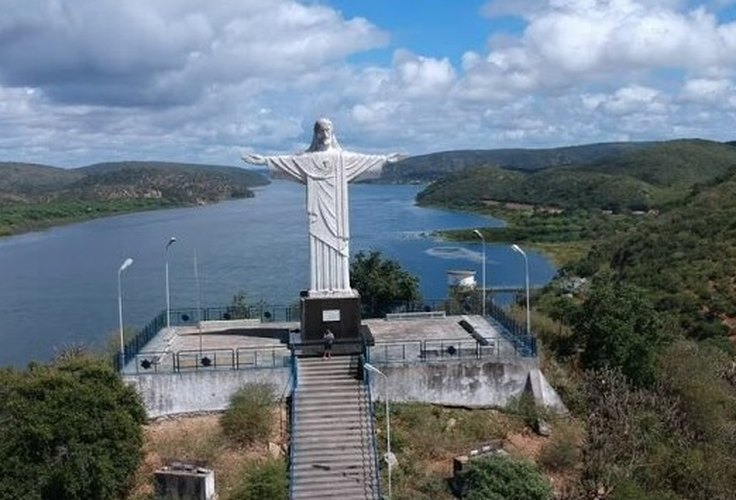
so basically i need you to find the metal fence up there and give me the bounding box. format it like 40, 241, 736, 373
369, 336, 535, 364
128, 346, 291, 374
114, 296, 538, 372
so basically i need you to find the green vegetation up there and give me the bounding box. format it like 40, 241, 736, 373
0, 161, 269, 237
458, 455, 552, 500
416, 139, 736, 211
220, 383, 277, 447
230, 458, 288, 500
572, 276, 667, 386
350, 250, 422, 317
0, 198, 175, 236
379, 141, 654, 183
407, 137, 736, 497
0, 354, 145, 500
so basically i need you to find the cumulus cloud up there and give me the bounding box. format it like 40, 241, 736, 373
0, 0, 388, 107
2, 0, 736, 167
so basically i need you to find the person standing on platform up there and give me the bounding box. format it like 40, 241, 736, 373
322, 328, 335, 359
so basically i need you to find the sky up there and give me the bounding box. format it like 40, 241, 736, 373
1, 0, 736, 167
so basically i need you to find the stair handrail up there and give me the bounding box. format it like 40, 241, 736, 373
361, 348, 383, 500
288, 351, 298, 500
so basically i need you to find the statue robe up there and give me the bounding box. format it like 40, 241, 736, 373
262, 150, 388, 293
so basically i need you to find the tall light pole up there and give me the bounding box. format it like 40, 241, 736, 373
118, 257, 134, 370
364, 362, 396, 500
511, 244, 531, 335
473, 229, 486, 317
165, 237, 177, 329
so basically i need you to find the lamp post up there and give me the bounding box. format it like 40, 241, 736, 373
473, 229, 486, 317
117, 257, 134, 370
364, 362, 395, 500
165, 237, 177, 329
511, 244, 531, 335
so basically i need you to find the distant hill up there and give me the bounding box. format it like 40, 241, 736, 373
0, 161, 269, 205
380, 141, 656, 183
417, 139, 736, 211
0, 161, 270, 236
0, 162, 82, 202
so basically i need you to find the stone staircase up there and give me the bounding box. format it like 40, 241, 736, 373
290, 355, 381, 499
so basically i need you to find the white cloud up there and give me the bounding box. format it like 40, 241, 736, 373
1, 0, 736, 167
0, 0, 388, 107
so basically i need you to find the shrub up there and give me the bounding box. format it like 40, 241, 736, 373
221, 383, 276, 447
458, 455, 552, 500
230, 458, 288, 500
0, 356, 145, 500
538, 425, 580, 472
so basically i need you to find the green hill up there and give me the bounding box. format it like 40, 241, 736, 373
567, 169, 736, 338
417, 139, 736, 211
0, 161, 269, 236
0, 162, 82, 202
380, 141, 655, 183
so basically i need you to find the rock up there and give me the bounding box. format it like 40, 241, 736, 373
268, 442, 281, 458
445, 417, 457, 431
534, 419, 552, 437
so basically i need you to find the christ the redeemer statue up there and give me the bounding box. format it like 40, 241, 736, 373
242, 118, 402, 295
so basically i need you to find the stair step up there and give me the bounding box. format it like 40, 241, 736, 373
291, 446, 375, 459
292, 459, 374, 472
294, 419, 368, 432
293, 440, 370, 452
292, 484, 375, 500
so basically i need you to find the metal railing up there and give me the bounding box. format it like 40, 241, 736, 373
361, 352, 383, 499
487, 301, 537, 357
129, 346, 290, 374
288, 352, 298, 500
369, 336, 535, 364
114, 296, 538, 372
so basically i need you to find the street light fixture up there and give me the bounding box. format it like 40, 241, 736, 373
511, 244, 531, 335
117, 257, 134, 371
364, 362, 396, 500
165, 237, 177, 329
472, 229, 486, 317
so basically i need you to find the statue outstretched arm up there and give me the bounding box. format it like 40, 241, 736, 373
385, 153, 408, 163
241, 153, 268, 165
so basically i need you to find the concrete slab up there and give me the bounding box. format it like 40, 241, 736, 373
364, 314, 502, 343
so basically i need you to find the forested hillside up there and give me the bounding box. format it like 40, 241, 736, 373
380, 141, 655, 182
417, 139, 736, 211
0, 161, 269, 236
568, 169, 736, 339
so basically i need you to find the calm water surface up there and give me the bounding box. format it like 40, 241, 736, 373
0, 181, 556, 367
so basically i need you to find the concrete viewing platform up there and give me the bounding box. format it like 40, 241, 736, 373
122, 312, 528, 375
121, 311, 561, 419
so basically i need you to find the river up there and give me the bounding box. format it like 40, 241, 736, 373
0, 181, 556, 367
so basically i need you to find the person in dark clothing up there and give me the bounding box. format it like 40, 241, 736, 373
322, 328, 335, 359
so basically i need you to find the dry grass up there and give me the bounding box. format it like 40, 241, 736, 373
127, 407, 287, 500
377, 403, 584, 500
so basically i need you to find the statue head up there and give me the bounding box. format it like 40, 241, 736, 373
307, 117, 341, 152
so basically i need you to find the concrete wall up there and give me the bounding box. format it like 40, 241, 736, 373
368, 359, 538, 408
125, 368, 290, 418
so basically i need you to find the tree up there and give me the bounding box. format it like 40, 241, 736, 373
458, 455, 552, 500
573, 275, 666, 386
0, 355, 146, 500
350, 250, 421, 318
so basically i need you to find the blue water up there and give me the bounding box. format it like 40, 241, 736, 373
0, 181, 556, 367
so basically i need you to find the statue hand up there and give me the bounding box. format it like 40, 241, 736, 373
241, 152, 267, 165
386, 153, 408, 163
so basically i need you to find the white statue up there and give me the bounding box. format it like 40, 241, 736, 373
242, 118, 403, 295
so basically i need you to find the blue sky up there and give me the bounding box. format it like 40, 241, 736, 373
0, 0, 735, 167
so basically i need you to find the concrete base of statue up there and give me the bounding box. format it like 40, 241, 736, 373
300, 289, 362, 346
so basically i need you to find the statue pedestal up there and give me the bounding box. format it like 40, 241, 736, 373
300, 290, 362, 343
